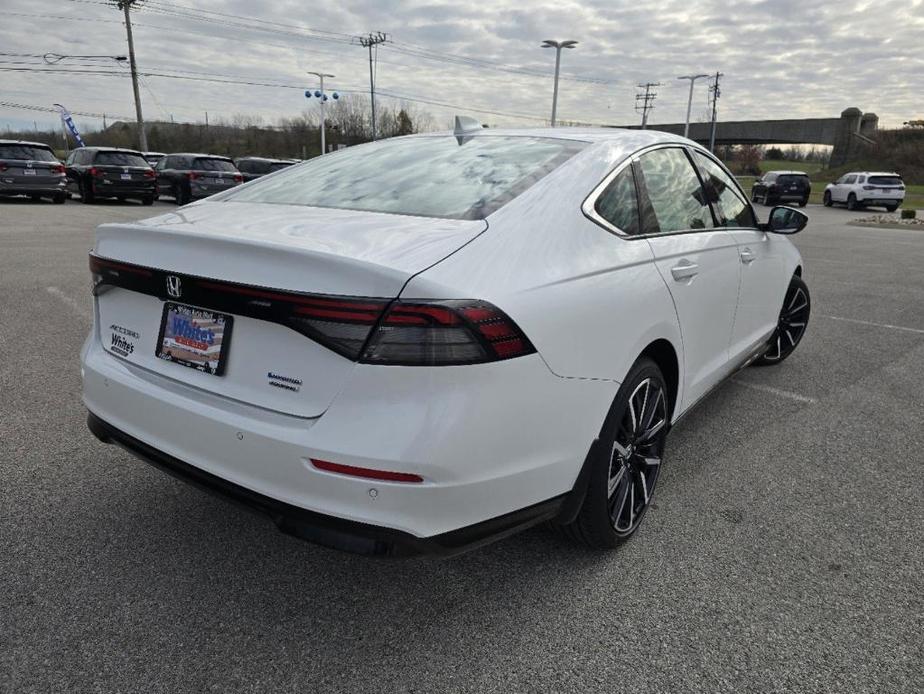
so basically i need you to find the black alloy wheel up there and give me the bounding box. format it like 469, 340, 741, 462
754, 275, 810, 366
847, 193, 859, 211
823, 191, 833, 207
563, 358, 670, 548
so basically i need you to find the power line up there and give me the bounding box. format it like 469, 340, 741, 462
635, 82, 661, 129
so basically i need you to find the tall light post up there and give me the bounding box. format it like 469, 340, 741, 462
306, 71, 335, 155
677, 74, 709, 139
541, 39, 577, 127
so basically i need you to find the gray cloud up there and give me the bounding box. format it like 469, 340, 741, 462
0, 0, 921, 133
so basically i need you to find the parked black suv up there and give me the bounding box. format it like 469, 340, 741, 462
154, 153, 242, 204
65, 147, 156, 205
234, 157, 296, 182
751, 171, 811, 207
0, 140, 67, 203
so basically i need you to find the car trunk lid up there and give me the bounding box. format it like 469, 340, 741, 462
92, 202, 486, 417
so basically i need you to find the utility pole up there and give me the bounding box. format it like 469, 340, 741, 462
307, 71, 335, 154
540, 40, 578, 127
110, 1, 148, 151
708, 71, 723, 153
635, 82, 661, 129
677, 74, 709, 139
356, 32, 387, 140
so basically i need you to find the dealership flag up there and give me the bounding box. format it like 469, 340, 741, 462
53, 103, 85, 147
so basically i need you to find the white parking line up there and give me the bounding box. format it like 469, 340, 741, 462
820, 314, 924, 335
46, 286, 91, 321
730, 378, 817, 404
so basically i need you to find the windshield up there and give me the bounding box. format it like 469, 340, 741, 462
194, 158, 237, 172
95, 152, 149, 167
222, 135, 586, 220
0, 144, 57, 161
868, 176, 903, 186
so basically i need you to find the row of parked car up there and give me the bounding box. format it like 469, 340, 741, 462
0, 139, 297, 205
750, 170, 906, 212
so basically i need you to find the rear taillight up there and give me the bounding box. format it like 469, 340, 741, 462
361, 300, 535, 365
89, 167, 101, 177
52, 163, 65, 174
233, 173, 243, 183
0, 163, 7, 172
144, 169, 155, 178
88, 253, 536, 366
187, 172, 199, 180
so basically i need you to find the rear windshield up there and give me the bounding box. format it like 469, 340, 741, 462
0, 144, 57, 161
94, 151, 149, 167
221, 135, 586, 220
194, 158, 237, 172
777, 174, 809, 186
868, 176, 903, 186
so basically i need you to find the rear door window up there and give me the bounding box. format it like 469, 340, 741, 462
637, 147, 714, 233
593, 166, 640, 235
94, 151, 149, 167
692, 151, 757, 228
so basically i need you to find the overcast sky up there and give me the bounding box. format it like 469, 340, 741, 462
1, 0, 922, 134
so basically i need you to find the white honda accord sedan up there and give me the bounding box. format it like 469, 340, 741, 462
82, 121, 811, 556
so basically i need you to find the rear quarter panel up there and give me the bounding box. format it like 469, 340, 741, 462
402, 139, 682, 395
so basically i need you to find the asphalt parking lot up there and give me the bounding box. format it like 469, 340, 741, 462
2, 198, 922, 693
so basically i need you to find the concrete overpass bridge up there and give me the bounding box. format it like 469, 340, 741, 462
613, 108, 878, 166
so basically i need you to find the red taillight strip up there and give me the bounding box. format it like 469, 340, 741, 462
311, 458, 424, 483
89, 255, 153, 277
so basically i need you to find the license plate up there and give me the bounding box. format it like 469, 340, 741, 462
121, 173, 132, 180
23, 168, 36, 176
156, 302, 233, 376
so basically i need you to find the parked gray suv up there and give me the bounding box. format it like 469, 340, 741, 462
0, 140, 67, 204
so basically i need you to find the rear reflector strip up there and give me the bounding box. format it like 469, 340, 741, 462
310, 458, 424, 483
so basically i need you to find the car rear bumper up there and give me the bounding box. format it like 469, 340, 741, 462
87, 411, 567, 557
81, 331, 615, 551
0, 181, 66, 196
92, 184, 155, 198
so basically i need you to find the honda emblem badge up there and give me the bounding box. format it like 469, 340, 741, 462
166, 275, 182, 299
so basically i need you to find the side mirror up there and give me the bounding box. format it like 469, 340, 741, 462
762, 206, 808, 235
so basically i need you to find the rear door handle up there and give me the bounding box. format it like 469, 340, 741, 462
670, 260, 699, 281
740, 249, 756, 264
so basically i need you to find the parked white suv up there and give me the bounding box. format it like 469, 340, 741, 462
823, 172, 905, 212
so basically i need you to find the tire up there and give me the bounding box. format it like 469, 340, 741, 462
561, 357, 670, 549
30, 194, 42, 202
141, 195, 154, 206
798, 197, 808, 208
884, 205, 898, 213
847, 193, 858, 211
751, 189, 759, 203
753, 275, 810, 367
173, 184, 190, 205
53, 192, 66, 205
79, 180, 95, 204
823, 191, 832, 207
764, 194, 775, 207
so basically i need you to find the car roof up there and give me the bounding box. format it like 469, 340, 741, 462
143, 151, 166, 156
0, 139, 54, 148
410, 126, 690, 146
845, 171, 901, 176
170, 152, 233, 159
765, 170, 810, 175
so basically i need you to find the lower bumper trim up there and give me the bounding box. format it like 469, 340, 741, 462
86, 412, 565, 557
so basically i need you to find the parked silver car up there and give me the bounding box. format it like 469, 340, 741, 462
0, 140, 67, 204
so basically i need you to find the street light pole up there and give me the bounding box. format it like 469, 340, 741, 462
676, 74, 709, 139
307, 71, 334, 155
541, 39, 578, 127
